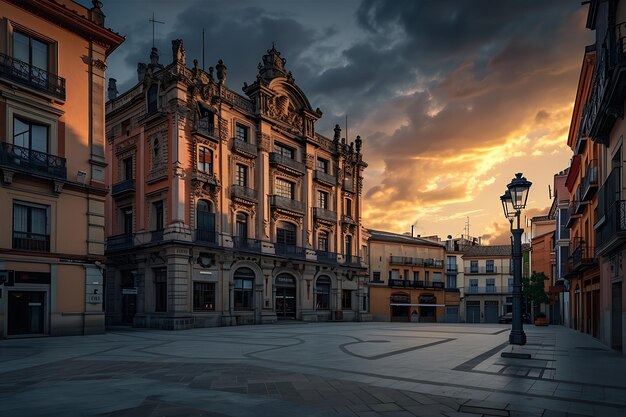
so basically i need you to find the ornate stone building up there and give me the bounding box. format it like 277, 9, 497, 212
104, 41, 369, 329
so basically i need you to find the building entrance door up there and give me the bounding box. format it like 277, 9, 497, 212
121, 293, 136, 324
8, 291, 45, 335
419, 295, 436, 323
484, 300, 499, 323
465, 301, 480, 323
275, 274, 296, 319
612, 282, 622, 351
390, 293, 410, 322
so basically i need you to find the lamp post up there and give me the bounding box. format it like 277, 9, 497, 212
500, 173, 532, 346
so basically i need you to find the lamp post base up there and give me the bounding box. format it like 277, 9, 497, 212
509, 330, 527, 346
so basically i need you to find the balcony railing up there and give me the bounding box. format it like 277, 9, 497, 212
106, 233, 135, 252
342, 215, 357, 225
195, 229, 219, 246
566, 199, 580, 228
231, 185, 258, 202
0, 142, 67, 180
0, 52, 66, 100
388, 279, 444, 289
465, 266, 498, 274
446, 265, 458, 273
269, 153, 305, 174
573, 183, 585, 214
582, 160, 598, 201
12, 231, 50, 252
194, 117, 218, 140
111, 179, 136, 197
314, 169, 336, 186
317, 250, 337, 264
570, 238, 595, 272
596, 200, 626, 256
269, 195, 305, 214
233, 237, 261, 252
464, 286, 511, 294
232, 138, 257, 156
313, 207, 337, 223
389, 256, 444, 268
274, 243, 306, 259
574, 115, 587, 154
344, 254, 362, 266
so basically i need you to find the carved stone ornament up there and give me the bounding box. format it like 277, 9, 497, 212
305, 153, 315, 170
271, 210, 303, 225
114, 136, 137, 155
258, 133, 271, 152
172, 39, 186, 65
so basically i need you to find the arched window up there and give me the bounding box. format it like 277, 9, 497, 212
234, 267, 255, 311
315, 276, 331, 310
196, 200, 215, 243
147, 84, 158, 113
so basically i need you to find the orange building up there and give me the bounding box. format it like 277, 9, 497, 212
529, 215, 556, 321
367, 230, 455, 323
0, 0, 123, 337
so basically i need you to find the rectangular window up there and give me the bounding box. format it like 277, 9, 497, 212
317, 191, 328, 209
508, 278, 513, 293
12, 201, 50, 252
486, 278, 495, 293
345, 199, 352, 217
469, 278, 478, 293
413, 271, 420, 282
235, 124, 249, 142
342, 290, 352, 310
470, 260, 478, 273
122, 157, 133, 181
486, 260, 495, 273
198, 146, 212, 173
446, 274, 457, 288
13, 30, 50, 89
318, 232, 328, 252
316, 158, 329, 173
432, 272, 442, 282
154, 268, 167, 312
424, 271, 429, 285
403, 269, 409, 280
390, 269, 400, 280
193, 282, 215, 311
372, 271, 381, 282
274, 142, 295, 159
13, 116, 48, 153
275, 178, 294, 199
234, 278, 254, 310
235, 164, 248, 187
154, 201, 164, 231
446, 256, 456, 270
122, 207, 133, 235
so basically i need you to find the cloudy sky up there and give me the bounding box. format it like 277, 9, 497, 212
92, 0, 591, 244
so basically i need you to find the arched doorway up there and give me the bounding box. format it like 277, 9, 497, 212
419, 294, 436, 323
275, 273, 296, 319
390, 293, 410, 322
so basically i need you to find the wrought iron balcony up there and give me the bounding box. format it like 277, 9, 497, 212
596, 200, 626, 256
446, 265, 458, 273
0, 142, 67, 180
231, 185, 258, 203
314, 169, 336, 186
581, 160, 598, 201
573, 184, 586, 215
388, 279, 444, 289
274, 243, 306, 259
111, 179, 135, 197
342, 214, 357, 225
317, 250, 338, 264
313, 207, 337, 223
232, 138, 257, 156
195, 229, 219, 246
566, 199, 580, 228
194, 117, 218, 140
570, 238, 595, 272
465, 266, 498, 274
574, 114, 588, 154
389, 256, 443, 268
269, 195, 305, 214
0, 52, 65, 100
106, 233, 135, 252
233, 237, 261, 253
269, 153, 305, 174
424, 258, 444, 268
12, 231, 50, 252
464, 286, 511, 294
344, 254, 362, 266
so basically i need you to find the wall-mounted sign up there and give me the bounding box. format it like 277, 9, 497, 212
88, 294, 103, 304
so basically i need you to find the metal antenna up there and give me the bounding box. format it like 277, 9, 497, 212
149, 12, 165, 49
202, 28, 205, 71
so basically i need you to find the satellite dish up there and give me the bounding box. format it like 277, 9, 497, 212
447, 235, 452, 239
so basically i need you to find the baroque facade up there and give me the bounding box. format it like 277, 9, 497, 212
104, 41, 369, 329
0, 0, 123, 337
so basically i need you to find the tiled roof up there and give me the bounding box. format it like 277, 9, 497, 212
367, 229, 445, 248
462, 245, 512, 257
532, 215, 552, 222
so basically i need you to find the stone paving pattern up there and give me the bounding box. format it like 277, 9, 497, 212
1, 323, 625, 417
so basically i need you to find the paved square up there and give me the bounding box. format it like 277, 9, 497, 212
1, 323, 625, 417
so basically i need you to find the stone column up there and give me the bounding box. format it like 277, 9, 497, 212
166, 247, 193, 329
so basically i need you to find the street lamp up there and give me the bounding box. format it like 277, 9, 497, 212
501, 173, 532, 346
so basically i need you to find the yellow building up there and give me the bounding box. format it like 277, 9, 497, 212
367, 230, 455, 322
0, 0, 123, 337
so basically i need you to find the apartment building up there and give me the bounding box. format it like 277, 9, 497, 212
104, 42, 369, 329
549, 169, 571, 326
529, 215, 556, 322
367, 230, 456, 322
0, 0, 123, 337
461, 245, 513, 323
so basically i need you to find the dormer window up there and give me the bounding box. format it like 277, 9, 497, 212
147, 84, 158, 113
